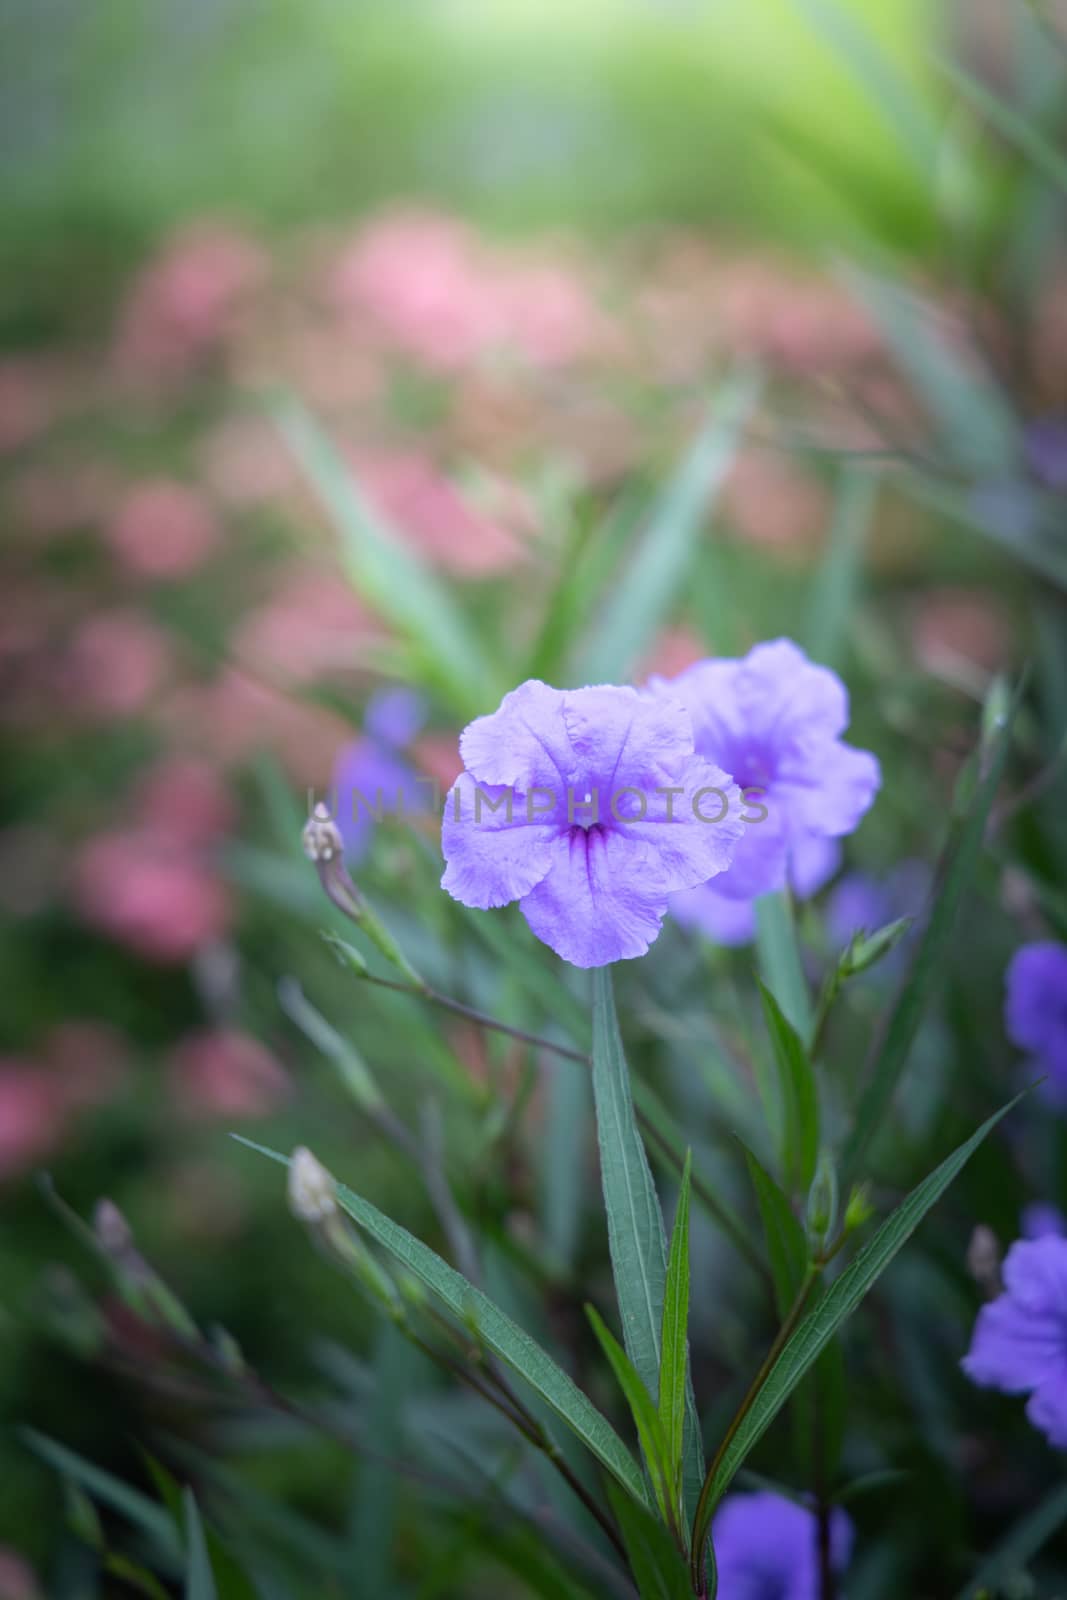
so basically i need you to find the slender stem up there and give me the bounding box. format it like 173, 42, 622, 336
689, 1266, 819, 1594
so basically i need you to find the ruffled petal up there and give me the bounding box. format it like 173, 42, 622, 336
616, 758, 745, 892
519, 827, 670, 967
962, 1288, 1065, 1397
441, 774, 559, 909
1027, 1370, 1067, 1448
562, 684, 695, 792
459, 680, 574, 791
774, 741, 881, 840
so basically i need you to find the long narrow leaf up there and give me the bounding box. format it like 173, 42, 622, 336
586, 1305, 672, 1525
276, 395, 501, 718
804, 467, 877, 670
842, 692, 1019, 1178
184, 1492, 218, 1600
694, 1090, 1027, 1549
591, 969, 705, 1516
605, 1481, 692, 1600
658, 1151, 693, 1522
757, 980, 820, 1191
22, 1431, 180, 1559
755, 892, 812, 1042
937, 54, 1067, 194
233, 1138, 650, 1508
741, 1144, 808, 1321
576, 370, 759, 683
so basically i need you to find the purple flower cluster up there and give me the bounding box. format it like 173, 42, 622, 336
962, 1235, 1067, 1449
440, 640, 880, 967
1005, 941, 1067, 1105
712, 1490, 853, 1600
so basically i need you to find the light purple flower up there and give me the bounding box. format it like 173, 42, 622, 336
962, 1235, 1067, 1449
1025, 417, 1067, 492
1005, 942, 1067, 1104
333, 687, 427, 862
1023, 1204, 1067, 1241
712, 1490, 853, 1600
671, 834, 841, 948
440, 679, 744, 967
649, 639, 880, 906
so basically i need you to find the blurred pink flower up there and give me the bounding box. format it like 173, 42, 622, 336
913, 589, 1012, 679
233, 568, 379, 683
357, 451, 522, 576
132, 755, 235, 846
494, 259, 602, 369
105, 480, 219, 579
723, 450, 828, 550
165, 668, 352, 780
198, 414, 298, 508
63, 612, 173, 719
0, 359, 56, 454
330, 210, 497, 372
168, 1029, 289, 1119
0, 1064, 66, 1181
74, 829, 231, 963
114, 223, 267, 383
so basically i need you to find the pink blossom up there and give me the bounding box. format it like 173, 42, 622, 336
198, 415, 298, 508
106, 479, 219, 579
0, 359, 56, 454
114, 223, 267, 383
357, 451, 522, 576
131, 755, 235, 846
168, 1028, 289, 1119
62, 612, 172, 719
232, 569, 379, 683
0, 1063, 66, 1181
74, 829, 231, 963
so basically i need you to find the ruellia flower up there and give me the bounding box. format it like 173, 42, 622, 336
1005, 941, 1067, 1103
962, 1235, 1067, 1448
440, 679, 744, 967
711, 1490, 853, 1600
648, 638, 881, 909
671, 833, 840, 948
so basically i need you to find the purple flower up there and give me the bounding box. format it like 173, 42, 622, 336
1023, 1204, 1067, 1241
962, 1236, 1067, 1448
333, 687, 427, 862
712, 1490, 853, 1600
671, 834, 841, 948
649, 640, 880, 906
1005, 942, 1067, 1104
1025, 418, 1067, 492
440, 679, 744, 967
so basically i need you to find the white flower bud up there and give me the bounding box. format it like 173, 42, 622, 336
288, 1146, 337, 1223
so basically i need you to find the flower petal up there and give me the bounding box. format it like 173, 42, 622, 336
441, 774, 559, 909
519, 827, 670, 967
459, 680, 574, 791
1027, 1370, 1067, 1448
563, 684, 695, 792
616, 758, 745, 892
774, 741, 881, 840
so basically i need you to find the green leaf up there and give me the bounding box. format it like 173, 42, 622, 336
586, 1304, 672, 1526
22, 1430, 180, 1561
937, 54, 1067, 194
184, 1492, 218, 1600
843, 268, 1020, 479
842, 689, 1020, 1179
575, 369, 759, 683
757, 980, 820, 1192
787, 0, 941, 175
275, 394, 501, 718
605, 1480, 692, 1600
804, 467, 877, 671
692, 1089, 1027, 1551
741, 1143, 808, 1321
658, 1150, 692, 1521
233, 1138, 650, 1509
590, 969, 705, 1518
755, 892, 812, 1041
955, 1479, 1067, 1600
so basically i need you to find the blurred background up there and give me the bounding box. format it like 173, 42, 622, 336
4, 1, 1067, 1595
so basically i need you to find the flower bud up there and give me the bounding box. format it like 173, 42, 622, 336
805, 1152, 839, 1254
966, 1224, 1002, 1299
288, 1146, 338, 1223
843, 1183, 874, 1234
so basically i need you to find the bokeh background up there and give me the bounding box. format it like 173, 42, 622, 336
4, 1, 1067, 1595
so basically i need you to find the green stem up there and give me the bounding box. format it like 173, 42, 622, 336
690, 1266, 819, 1594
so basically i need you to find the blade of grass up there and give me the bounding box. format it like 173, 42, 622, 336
575, 369, 759, 683
591, 969, 705, 1519
755, 892, 812, 1042
757, 979, 820, 1192
275, 394, 501, 718
741, 1143, 808, 1320
605, 1481, 692, 1600
937, 54, 1067, 192
586, 1305, 672, 1527
233, 1139, 650, 1509
658, 1151, 693, 1528
184, 1492, 218, 1600
841, 689, 1020, 1181
804, 467, 877, 670
691, 1090, 1029, 1586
